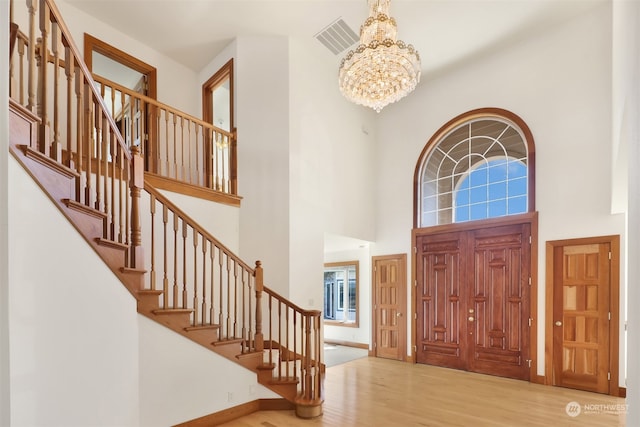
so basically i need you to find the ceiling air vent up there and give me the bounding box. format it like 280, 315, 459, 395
315, 18, 359, 55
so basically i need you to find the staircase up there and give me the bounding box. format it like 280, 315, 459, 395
7, 0, 324, 421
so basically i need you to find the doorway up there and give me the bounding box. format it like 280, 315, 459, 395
545, 235, 621, 396
414, 218, 533, 380
372, 254, 407, 361
83, 34, 157, 170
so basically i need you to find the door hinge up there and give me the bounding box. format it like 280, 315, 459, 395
528, 277, 532, 286
414, 246, 417, 254
529, 236, 532, 244
414, 279, 417, 287
374, 342, 377, 348
608, 372, 611, 381
528, 318, 533, 327
413, 345, 417, 353
608, 312, 611, 321
414, 312, 417, 320
609, 251, 612, 260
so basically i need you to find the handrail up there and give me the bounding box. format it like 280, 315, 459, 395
264, 285, 321, 316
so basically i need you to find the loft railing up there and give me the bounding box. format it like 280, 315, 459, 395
92, 75, 237, 196
8, 0, 322, 409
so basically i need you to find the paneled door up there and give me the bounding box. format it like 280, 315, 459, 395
552, 243, 611, 393
373, 255, 407, 361
416, 223, 531, 380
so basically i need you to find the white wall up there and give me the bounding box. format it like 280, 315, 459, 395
613, 0, 640, 421
287, 37, 377, 313
8, 159, 140, 427
1, 0, 11, 424
324, 248, 372, 347
235, 36, 291, 297
138, 316, 276, 427
375, 3, 626, 382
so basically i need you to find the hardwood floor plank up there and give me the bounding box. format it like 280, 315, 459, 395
219, 357, 626, 426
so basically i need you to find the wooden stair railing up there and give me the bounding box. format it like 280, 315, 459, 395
8, 0, 323, 419
92, 75, 238, 203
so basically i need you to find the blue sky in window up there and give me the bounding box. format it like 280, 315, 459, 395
455, 159, 527, 222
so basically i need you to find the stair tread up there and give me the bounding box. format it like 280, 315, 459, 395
269, 376, 299, 385
184, 324, 220, 332
138, 289, 163, 296
96, 237, 128, 250
152, 308, 194, 315
211, 337, 244, 346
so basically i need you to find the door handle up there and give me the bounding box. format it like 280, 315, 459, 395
396, 312, 402, 317
554, 321, 562, 326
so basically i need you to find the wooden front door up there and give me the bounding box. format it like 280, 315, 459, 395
552, 243, 611, 393
416, 223, 531, 380
373, 255, 407, 361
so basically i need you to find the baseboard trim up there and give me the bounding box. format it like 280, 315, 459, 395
325, 339, 369, 350
173, 398, 294, 427
618, 387, 626, 398
531, 375, 546, 385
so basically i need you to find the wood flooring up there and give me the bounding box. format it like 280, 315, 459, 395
219, 356, 626, 426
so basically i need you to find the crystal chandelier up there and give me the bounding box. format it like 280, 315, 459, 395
339, 0, 421, 113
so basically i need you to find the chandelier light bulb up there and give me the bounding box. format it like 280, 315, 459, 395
339, 0, 421, 113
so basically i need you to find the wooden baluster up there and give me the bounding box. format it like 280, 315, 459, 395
293, 311, 298, 379
209, 242, 215, 328
278, 301, 282, 379
149, 194, 157, 292
248, 271, 253, 351
50, 21, 61, 161
233, 260, 238, 339
180, 116, 185, 181
37, 0, 50, 155
160, 204, 168, 308
129, 146, 144, 269
181, 220, 187, 309
192, 231, 199, 326
230, 128, 238, 195
172, 211, 178, 308
254, 261, 264, 352
164, 109, 170, 176
267, 294, 272, 368
218, 248, 223, 335
210, 128, 216, 190
109, 127, 116, 239
226, 256, 231, 338
201, 237, 208, 325
194, 125, 201, 186
123, 148, 130, 245
304, 314, 312, 399
315, 312, 322, 400
101, 116, 109, 233
119, 90, 125, 146
94, 106, 102, 212
18, 37, 26, 105
172, 113, 177, 179
26, 0, 37, 112
83, 82, 92, 207
187, 120, 193, 184
221, 135, 227, 193
241, 267, 247, 352
63, 43, 73, 167
74, 66, 83, 202
285, 305, 290, 378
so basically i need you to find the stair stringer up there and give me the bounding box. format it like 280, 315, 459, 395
9, 100, 145, 297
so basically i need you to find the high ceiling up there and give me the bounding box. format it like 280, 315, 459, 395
65, 0, 604, 75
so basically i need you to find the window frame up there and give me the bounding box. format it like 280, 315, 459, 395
323, 261, 359, 327
413, 108, 536, 229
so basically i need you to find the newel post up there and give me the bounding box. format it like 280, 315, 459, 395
254, 260, 264, 352
129, 146, 145, 269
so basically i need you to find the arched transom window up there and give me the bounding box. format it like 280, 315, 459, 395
415, 109, 535, 228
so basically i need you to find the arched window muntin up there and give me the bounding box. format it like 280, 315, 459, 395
414, 108, 536, 228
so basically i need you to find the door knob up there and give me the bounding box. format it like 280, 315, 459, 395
554, 321, 562, 326
468, 316, 475, 322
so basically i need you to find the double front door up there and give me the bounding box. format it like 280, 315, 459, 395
415, 222, 531, 380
